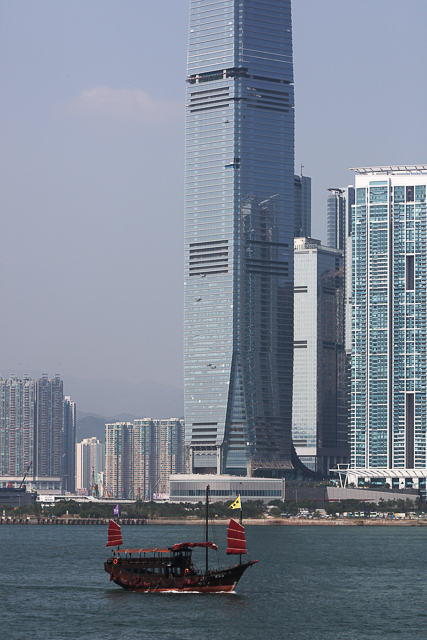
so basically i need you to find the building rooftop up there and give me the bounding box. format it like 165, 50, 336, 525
294, 237, 342, 253
350, 165, 427, 175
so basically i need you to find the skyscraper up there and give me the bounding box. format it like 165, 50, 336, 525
184, 0, 295, 477
350, 166, 427, 487
294, 174, 311, 238
0, 375, 35, 476
293, 238, 349, 475
35, 374, 64, 478
63, 396, 76, 493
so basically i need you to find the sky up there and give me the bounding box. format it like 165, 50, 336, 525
1, 0, 427, 403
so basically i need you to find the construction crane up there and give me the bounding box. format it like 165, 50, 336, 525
91, 467, 99, 498
20, 462, 32, 489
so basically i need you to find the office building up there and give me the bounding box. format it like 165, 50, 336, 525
184, 0, 295, 476
326, 186, 355, 355
293, 238, 349, 474
294, 174, 311, 237
327, 187, 354, 251
76, 437, 104, 495
351, 165, 427, 486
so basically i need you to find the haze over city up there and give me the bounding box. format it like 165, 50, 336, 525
1, 0, 427, 416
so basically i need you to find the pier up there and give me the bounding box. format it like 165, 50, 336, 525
0, 517, 146, 525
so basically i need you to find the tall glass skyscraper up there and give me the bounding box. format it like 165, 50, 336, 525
351, 166, 427, 484
184, 0, 294, 476
294, 174, 311, 238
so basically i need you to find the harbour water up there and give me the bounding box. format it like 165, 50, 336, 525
2, 523, 427, 639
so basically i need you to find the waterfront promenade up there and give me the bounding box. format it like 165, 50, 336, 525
2, 516, 427, 526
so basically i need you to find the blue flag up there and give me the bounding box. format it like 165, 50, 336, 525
113, 504, 119, 516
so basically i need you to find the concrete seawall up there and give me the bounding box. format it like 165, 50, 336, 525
1, 517, 426, 526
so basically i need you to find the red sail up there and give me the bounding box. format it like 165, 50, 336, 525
106, 519, 123, 548
226, 518, 247, 555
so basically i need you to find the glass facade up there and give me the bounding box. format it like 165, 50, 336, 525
294, 174, 311, 237
326, 186, 355, 252
351, 169, 427, 471
169, 474, 283, 502
184, 0, 295, 476
293, 239, 349, 474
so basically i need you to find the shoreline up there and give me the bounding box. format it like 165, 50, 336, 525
1, 517, 426, 526
145, 518, 427, 526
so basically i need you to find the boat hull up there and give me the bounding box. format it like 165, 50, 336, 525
104, 560, 255, 593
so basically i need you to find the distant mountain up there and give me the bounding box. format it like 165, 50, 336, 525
76, 412, 140, 443
63, 375, 184, 419
76, 415, 108, 443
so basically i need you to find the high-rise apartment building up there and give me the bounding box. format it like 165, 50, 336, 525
294, 174, 311, 238
184, 0, 295, 476
105, 419, 185, 499
350, 166, 427, 486
134, 418, 185, 499
35, 375, 63, 477
105, 422, 134, 499
0, 375, 35, 476
0, 374, 75, 491
76, 437, 104, 495
293, 238, 349, 475
133, 419, 157, 500
63, 396, 76, 493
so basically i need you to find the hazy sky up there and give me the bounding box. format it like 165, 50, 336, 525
1, 0, 427, 394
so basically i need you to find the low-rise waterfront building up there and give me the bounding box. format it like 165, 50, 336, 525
169, 474, 284, 503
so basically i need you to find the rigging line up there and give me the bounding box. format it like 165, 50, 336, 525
209, 516, 221, 567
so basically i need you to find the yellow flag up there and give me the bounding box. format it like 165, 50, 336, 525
229, 495, 241, 510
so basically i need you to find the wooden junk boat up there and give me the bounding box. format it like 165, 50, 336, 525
104, 486, 257, 593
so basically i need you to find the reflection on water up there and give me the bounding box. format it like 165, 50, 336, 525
2, 524, 427, 640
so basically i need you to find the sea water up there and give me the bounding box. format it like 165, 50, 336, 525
1, 523, 427, 640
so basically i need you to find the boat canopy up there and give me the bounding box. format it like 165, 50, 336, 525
115, 548, 171, 555
106, 520, 123, 548
171, 542, 218, 551
226, 519, 247, 555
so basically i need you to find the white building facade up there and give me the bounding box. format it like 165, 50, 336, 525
76, 437, 104, 495
293, 238, 349, 475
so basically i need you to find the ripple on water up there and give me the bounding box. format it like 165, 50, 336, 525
1, 524, 427, 640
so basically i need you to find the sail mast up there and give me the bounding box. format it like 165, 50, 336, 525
205, 484, 210, 574
239, 503, 242, 564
